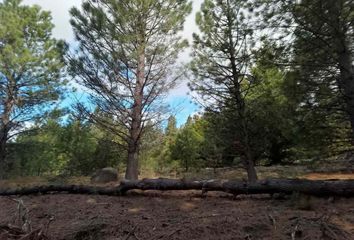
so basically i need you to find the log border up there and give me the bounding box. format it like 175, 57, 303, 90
1, 178, 354, 197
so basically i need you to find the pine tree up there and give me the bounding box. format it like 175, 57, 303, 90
0, 0, 66, 178
70, 0, 192, 180
170, 117, 203, 172
165, 115, 177, 136
260, 0, 354, 140
190, 0, 258, 182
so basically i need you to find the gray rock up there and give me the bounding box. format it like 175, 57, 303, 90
91, 167, 118, 184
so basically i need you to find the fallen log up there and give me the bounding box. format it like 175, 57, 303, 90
0, 178, 354, 197
0, 185, 122, 196
120, 178, 354, 197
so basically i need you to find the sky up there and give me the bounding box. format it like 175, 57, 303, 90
22, 0, 204, 126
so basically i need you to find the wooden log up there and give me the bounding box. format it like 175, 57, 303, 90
219, 179, 354, 196
0, 178, 354, 197
0, 185, 122, 196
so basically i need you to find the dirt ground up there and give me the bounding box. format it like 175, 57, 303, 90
1, 191, 354, 240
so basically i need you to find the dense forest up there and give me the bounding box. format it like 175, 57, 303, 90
0, 0, 353, 182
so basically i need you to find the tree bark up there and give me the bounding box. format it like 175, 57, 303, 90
331, 2, 354, 139
125, 30, 145, 180
338, 44, 354, 138
0, 138, 6, 179
0, 98, 13, 179
1, 178, 354, 197
126, 144, 139, 180
243, 154, 258, 183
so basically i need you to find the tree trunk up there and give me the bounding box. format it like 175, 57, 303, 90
125, 144, 139, 180
125, 33, 145, 180
243, 155, 258, 183
226, 4, 258, 182
332, 2, 354, 140
338, 45, 354, 138
0, 137, 6, 180
2, 178, 354, 197
0, 101, 12, 180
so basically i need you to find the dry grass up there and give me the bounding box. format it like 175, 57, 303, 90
0, 176, 48, 189
0, 176, 92, 189
175, 165, 312, 180
302, 173, 354, 180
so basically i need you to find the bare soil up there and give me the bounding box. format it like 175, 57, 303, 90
1, 191, 354, 240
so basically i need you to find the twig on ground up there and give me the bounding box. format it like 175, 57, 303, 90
149, 228, 182, 240
123, 225, 138, 240
44, 216, 55, 236
164, 229, 181, 239
268, 214, 276, 230
6, 197, 32, 233
289, 215, 351, 240
291, 224, 301, 240
319, 218, 351, 240
1, 198, 50, 240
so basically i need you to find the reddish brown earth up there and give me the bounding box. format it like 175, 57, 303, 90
0, 191, 354, 240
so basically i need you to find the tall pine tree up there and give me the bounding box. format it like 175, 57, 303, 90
70, 0, 192, 180
190, 0, 258, 181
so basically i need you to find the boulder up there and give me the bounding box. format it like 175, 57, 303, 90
91, 167, 118, 184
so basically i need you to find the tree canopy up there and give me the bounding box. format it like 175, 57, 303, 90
0, 0, 66, 178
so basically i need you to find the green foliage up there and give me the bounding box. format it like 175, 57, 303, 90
165, 116, 177, 137
170, 116, 204, 171
154, 117, 178, 172
246, 41, 296, 164
9, 112, 68, 176
257, 0, 353, 157
190, 0, 262, 181
8, 110, 122, 177
0, 0, 66, 178
139, 123, 165, 175
0, 0, 66, 119
68, 0, 192, 129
